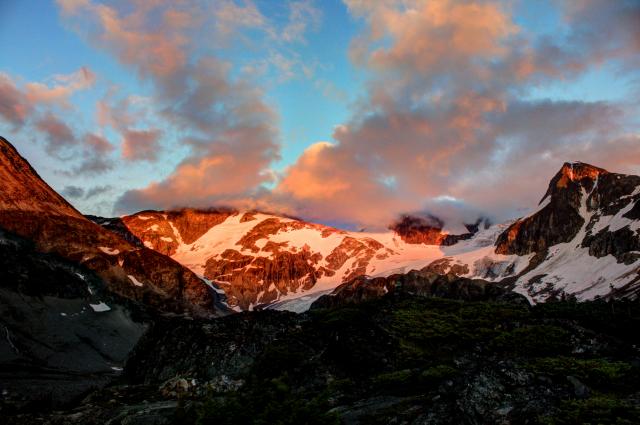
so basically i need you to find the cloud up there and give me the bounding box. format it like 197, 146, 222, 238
214, 0, 268, 39
0, 74, 33, 127
60, 183, 112, 203
25, 66, 96, 105
52, 0, 639, 227
56, 0, 284, 213
116, 123, 278, 212
84, 132, 114, 154
65, 155, 114, 176
0, 67, 102, 167
121, 129, 162, 161
35, 112, 78, 155
268, 0, 640, 228
84, 184, 112, 199
55, 132, 115, 177
61, 185, 84, 199
281, 1, 323, 43
0, 67, 94, 129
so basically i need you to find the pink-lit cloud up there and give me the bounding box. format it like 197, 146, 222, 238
271, 0, 640, 227
52, 0, 640, 228
35, 112, 78, 155
0, 74, 33, 128
0, 66, 108, 167
121, 129, 162, 161
57, 0, 284, 212
25, 67, 96, 106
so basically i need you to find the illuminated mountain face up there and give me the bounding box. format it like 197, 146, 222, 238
101, 162, 640, 311
0, 137, 228, 317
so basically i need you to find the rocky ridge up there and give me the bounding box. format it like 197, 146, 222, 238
0, 137, 227, 317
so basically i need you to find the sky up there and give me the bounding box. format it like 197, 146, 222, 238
0, 0, 639, 230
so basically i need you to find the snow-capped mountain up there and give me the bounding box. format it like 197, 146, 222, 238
109, 162, 640, 311
497, 162, 640, 301
0, 136, 228, 317
109, 208, 511, 311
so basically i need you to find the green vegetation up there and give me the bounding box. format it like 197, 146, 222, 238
197, 375, 339, 425
528, 357, 636, 391
196, 296, 640, 424
540, 396, 640, 425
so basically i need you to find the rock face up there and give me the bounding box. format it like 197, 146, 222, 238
494, 162, 640, 301
496, 162, 609, 255
0, 137, 227, 317
311, 269, 527, 310
390, 214, 483, 246
0, 228, 147, 411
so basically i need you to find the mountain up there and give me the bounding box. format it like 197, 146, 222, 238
0, 136, 227, 317
105, 209, 503, 311
0, 228, 146, 410
496, 162, 640, 300
0, 135, 232, 411
98, 162, 640, 311
2, 135, 640, 423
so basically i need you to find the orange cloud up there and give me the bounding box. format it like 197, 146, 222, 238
25, 67, 96, 105
35, 112, 78, 155
0, 74, 33, 127
121, 129, 162, 161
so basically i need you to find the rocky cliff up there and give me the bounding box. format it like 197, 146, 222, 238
0, 137, 227, 317
494, 162, 640, 301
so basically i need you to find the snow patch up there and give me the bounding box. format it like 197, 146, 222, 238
98, 246, 120, 255
128, 275, 144, 287
89, 302, 111, 312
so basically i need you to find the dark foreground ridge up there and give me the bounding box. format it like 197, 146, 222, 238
5, 292, 640, 424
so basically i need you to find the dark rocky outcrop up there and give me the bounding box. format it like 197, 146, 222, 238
311, 269, 528, 310
496, 162, 640, 258
7, 296, 640, 424
85, 215, 145, 248
0, 229, 147, 412
495, 162, 605, 255
582, 226, 640, 264
390, 214, 485, 246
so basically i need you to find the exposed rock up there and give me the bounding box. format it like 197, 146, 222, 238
390, 214, 483, 246
494, 162, 602, 255
567, 375, 590, 399
0, 137, 227, 318
0, 229, 147, 412
582, 226, 640, 262
496, 162, 640, 257
159, 377, 196, 398
311, 269, 528, 310
205, 248, 323, 310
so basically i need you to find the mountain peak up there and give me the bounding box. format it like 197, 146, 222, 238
0, 136, 83, 217
557, 161, 609, 186
538, 161, 609, 206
